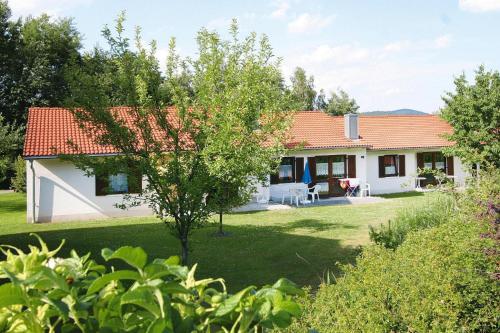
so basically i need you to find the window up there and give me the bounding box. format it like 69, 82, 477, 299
383, 155, 398, 177
435, 152, 446, 171
332, 156, 346, 178
96, 169, 142, 196
316, 156, 329, 181
278, 157, 295, 183
378, 155, 405, 178
423, 153, 433, 169
418, 152, 447, 172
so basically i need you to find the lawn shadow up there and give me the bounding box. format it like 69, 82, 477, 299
0, 221, 360, 292
0, 196, 26, 213
377, 191, 424, 199
276, 218, 360, 233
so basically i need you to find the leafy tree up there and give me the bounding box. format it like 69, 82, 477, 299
0, 1, 81, 125
0, 1, 23, 125
290, 67, 316, 110
10, 155, 26, 192
207, 178, 252, 236
315, 88, 328, 111
440, 65, 500, 168
65, 16, 290, 264
0, 115, 23, 183
325, 89, 359, 116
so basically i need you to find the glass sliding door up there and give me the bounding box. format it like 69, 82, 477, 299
330, 155, 346, 196
312, 155, 347, 197
315, 156, 330, 195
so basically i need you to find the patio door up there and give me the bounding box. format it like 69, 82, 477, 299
310, 155, 347, 197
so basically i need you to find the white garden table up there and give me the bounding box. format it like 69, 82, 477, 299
415, 177, 426, 190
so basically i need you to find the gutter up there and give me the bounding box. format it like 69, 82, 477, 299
29, 160, 36, 223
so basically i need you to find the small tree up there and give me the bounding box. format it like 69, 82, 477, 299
440, 65, 500, 168
325, 89, 359, 116
289, 67, 317, 110
0, 115, 23, 183
65, 16, 290, 264
207, 178, 250, 236
11, 155, 26, 192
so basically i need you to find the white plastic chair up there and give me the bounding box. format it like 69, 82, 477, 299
307, 185, 321, 203
360, 183, 371, 197
256, 192, 270, 204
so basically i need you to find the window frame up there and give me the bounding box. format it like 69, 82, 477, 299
95, 169, 143, 197
382, 155, 399, 177
277, 157, 296, 183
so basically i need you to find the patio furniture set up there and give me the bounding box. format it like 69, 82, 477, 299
280, 178, 371, 207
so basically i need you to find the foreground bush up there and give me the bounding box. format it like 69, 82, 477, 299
369, 193, 453, 249
286, 172, 500, 332
0, 235, 303, 332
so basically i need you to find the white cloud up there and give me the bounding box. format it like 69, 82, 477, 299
434, 34, 452, 48
205, 17, 233, 30
459, 0, 500, 12
9, 0, 93, 18
383, 40, 412, 52
287, 13, 335, 33
271, 0, 290, 19
299, 44, 369, 64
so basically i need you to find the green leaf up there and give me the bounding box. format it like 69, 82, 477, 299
0, 283, 25, 307
214, 285, 255, 317
161, 281, 190, 295
275, 300, 301, 317
102, 246, 148, 270
272, 278, 304, 296
146, 318, 173, 333
87, 270, 142, 295
121, 286, 161, 317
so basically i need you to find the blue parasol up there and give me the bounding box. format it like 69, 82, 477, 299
302, 160, 312, 184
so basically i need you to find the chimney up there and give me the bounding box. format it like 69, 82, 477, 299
344, 113, 359, 140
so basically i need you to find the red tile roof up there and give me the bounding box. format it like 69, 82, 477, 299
23, 108, 454, 158
288, 111, 453, 150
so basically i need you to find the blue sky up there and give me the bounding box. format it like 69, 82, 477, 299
8, 0, 500, 113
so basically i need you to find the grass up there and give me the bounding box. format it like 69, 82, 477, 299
0, 192, 428, 291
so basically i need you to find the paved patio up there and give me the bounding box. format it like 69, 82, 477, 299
233, 196, 387, 212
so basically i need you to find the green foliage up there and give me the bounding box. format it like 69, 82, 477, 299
289, 67, 317, 111
0, 1, 81, 126
0, 115, 23, 183
10, 156, 26, 192
324, 89, 359, 116
369, 193, 454, 249
440, 65, 500, 168
0, 235, 303, 332
65, 16, 290, 264
286, 177, 500, 332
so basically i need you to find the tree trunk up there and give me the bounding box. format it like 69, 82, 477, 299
218, 208, 223, 235
180, 237, 189, 266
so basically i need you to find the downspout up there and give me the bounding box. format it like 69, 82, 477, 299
29, 159, 36, 223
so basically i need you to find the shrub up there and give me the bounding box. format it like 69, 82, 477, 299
10, 156, 25, 193
286, 220, 499, 332
0, 235, 303, 332
369, 193, 453, 249
285, 172, 500, 333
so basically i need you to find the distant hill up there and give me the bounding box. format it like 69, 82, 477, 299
362, 109, 428, 116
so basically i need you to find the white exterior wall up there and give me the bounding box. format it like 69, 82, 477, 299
26, 159, 152, 223
269, 148, 368, 201
366, 150, 418, 194
366, 149, 468, 194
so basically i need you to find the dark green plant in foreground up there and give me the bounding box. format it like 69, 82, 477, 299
285, 170, 500, 332
0, 235, 303, 332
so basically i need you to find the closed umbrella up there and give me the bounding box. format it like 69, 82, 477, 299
302, 160, 312, 184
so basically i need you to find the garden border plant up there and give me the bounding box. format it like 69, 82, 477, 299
0, 234, 303, 332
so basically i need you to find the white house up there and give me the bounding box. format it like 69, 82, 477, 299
23, 107, 466, 222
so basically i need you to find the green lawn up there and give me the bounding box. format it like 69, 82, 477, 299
0, 191, 427, 291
